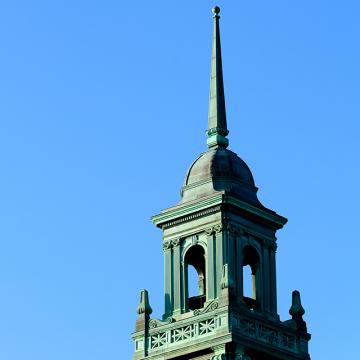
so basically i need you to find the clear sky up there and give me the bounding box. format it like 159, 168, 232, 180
0, 1, 359, 359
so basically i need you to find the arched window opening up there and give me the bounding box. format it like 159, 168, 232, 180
243, 265, 253, 299
188, 265, 199, 298
185, 245, 206, 311
242, 246, 260, 310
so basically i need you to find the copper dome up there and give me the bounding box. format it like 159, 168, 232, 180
181, 147, 262, 206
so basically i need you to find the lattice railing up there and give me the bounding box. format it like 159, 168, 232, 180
149, 317, 219, 350
234, 316, 297, 352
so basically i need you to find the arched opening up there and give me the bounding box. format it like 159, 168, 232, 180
188, 265, 199, 298
243, 264, 253, 299
242, 245, 260, 310
185, 245, 206, 311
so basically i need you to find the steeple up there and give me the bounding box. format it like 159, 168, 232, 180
132, 7, 311, 360
207, 6, 229, 149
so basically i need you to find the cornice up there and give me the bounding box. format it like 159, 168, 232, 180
152, 194, 287, 230
224, 196, 287, 228
152, 194, 223, 229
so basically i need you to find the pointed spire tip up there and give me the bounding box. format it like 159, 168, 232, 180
207, 5, 228, 148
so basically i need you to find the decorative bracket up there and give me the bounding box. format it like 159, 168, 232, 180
211, 344, 227, 360
163, 238, 182, 251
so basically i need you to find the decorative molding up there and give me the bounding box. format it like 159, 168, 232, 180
269, 241, 278, 252
172, 238, 182, 247
233, 315, 297, 353
223, 221, 242, 236
163, 240, 172, 251
163, 238, 183, 251
150, 331, 167, 349
148, 317, 174, 329
211, 344, 227, 360
152, 193, 287, 230
193, 300, 219, 316
227, 223, 237, 235
205, 223, 222, 236
224, 196, 287, 228
207, 126, 229, 137
161, 206, 221, 229
205, 227, 215, 236
149, 316, 218, 350
259, 236, 277, 250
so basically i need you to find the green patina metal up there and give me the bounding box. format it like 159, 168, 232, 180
132, 6, 311, 360
207, 6, 229, 149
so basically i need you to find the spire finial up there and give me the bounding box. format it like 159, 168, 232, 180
212, 6, 220, 16
207, 6, 229, 149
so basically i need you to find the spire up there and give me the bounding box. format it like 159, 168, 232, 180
207, 6, 229, 149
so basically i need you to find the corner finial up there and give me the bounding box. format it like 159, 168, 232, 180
289, 290, 305, 318
137, 289, 153, 316
207, 5, 229, 148
289, 290, 308, 333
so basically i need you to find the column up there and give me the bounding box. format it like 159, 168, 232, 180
172, 238, 182, 315
163, 240, 173, 318
236, 230, 244, 303
181, 256, 188, 312
269, 242, 278, 314
226, 224, 236, 295
262, 241, 271, 315
214, 224, 223, 298
205, 228, 216, 301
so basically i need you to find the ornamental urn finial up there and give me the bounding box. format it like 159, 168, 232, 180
289, 290, 305, 318
137, 289, 153, 315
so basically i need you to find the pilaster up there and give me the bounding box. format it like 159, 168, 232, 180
206, 227, 216, 301
262, 242, 271, 316
269, 242, 278, 315
172, 238, 182, 315
163, 240, 173, 318
214, 224, 224, 298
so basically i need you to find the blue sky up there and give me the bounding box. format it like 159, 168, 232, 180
0, 1, 359, 359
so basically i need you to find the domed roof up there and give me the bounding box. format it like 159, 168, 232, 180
184, 147, 255, 187
180, 147, 262, 206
